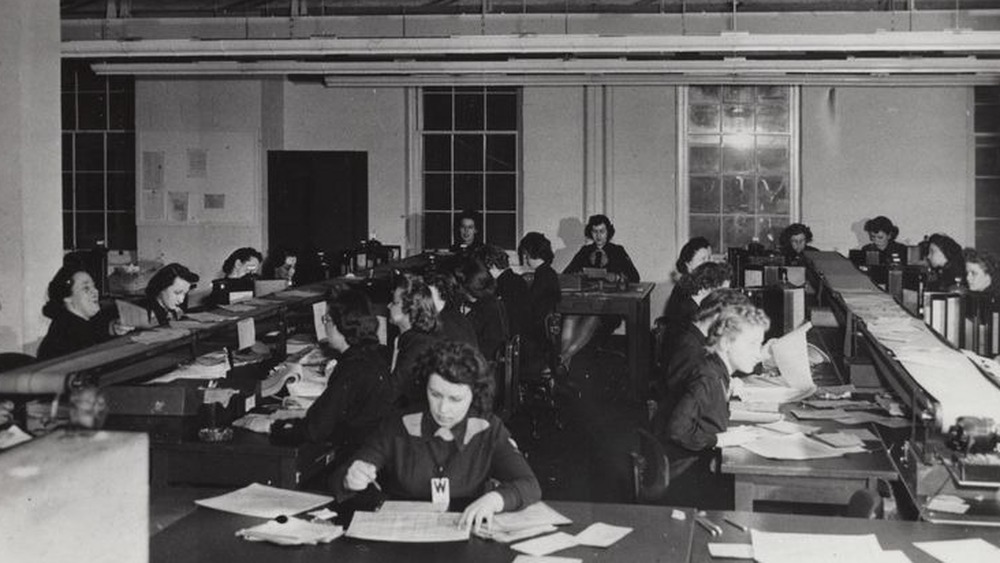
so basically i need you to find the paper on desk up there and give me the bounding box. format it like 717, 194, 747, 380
129, 327, 189, 345
716, 426, 767, 448
219, 303, 257, 313
115, 299, 155, 329
913, 538, 1000, 563
840, 428, 880, 441
0, 424, 33, 450
494, 502, 572, 532
759, 420, 821, 435
184, 311, 230, 323
511, 532, 579, 557
926, 496, 970, 515
813, 432, 866, 448
272, 289, 324, 299
380, 500, 449, 513
346, 510, 469, 543
511, 556, 582, 563
751, 530, 885, 563
236, 518, 343, 546
707, 543, 753, 559
478, 524, 557, 543
790, 408, 848, 420
195, 483, 333, 519
729, 408, 782, 424
573, 522, 632, 548
772, 322, 816, 392
739, 432, 866, 460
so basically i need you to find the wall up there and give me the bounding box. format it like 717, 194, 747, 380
801, 86, 971, 252
135, 78, 265, 285
0, 0, 62, 352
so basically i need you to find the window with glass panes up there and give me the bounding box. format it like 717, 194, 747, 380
682, 85, 797, 251
422, 87, 519, 250
975, 86, 1000, 257
62, 60, 136, 251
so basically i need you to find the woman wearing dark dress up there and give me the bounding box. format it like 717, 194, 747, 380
448, 210, 484, 255
460, 260, 509, 362
142, 263, 199, 326
426, 270, 478, 349
653, 304, 769, 508
37, 266, 113, 360
271, 289, 393, 460
336, 341, 541, 529
480, 244, 530, 341
209, 247, 262, 304
559, 215, 640, 374
388, 274, 442, 409
861, 216, 907, 264
925, 233, 966, 292
518, 232, 561, 372
779, 223, 819, 265
663, 237, 714, 319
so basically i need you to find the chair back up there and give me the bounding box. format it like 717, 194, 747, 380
494, 334, 521, 421
631, 427, 670, 504
0, 353, 35, 373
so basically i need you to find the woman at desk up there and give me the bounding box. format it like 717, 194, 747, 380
653, 304, 770, 508
261, 247, 298, 284
209, 247, 263, 305
448, 210, 483, 255
460, 259, 509, 361
964, 247, 1000, 298
779, 223, 818, 265
925, 233, 966, 292
426, 271, 478, 349
338, 341, 541, 529
518, 232, 561, 372
558, 214, 640, 376
37, 266, 115, 360
862, 216, 907, 264
273, 289, 393, 459
142, 263, 199, 326
662, 237, 713, 319
388, 274, 442, 409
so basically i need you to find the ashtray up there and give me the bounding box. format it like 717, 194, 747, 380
198, 426, 234, 443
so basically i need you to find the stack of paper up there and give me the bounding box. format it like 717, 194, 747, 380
914, 538, 1000, 563
195, 483, 333, 518
232, 408, 307, 434
479, 502, 572, 543
736, 322, 816, 404
236, 518, 343, 546
346, 511, 470, 542
510, 522, 633, 557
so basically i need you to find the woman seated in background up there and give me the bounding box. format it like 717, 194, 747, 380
663, 237, 713, 318
38, 266, 115, 360
518, 232, 561, 373
388, 274, 442, 409
479, 244, 530, 341
425, 270, 478, 349
653, 304, 770, 508
862, 216, 907, 264
779, 223, 818, 265
559, 214, 640, 375
925, 233, 966, 292
261, 247, 298, 284
221, 247, 263, 279
336, 341, 541, 529
272, 288, 393, 460
143, 263, 200, 326
964, 247, 1000, 297
460, 259, 509, 361
449, 210, 483, 255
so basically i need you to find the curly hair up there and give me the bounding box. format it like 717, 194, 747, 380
864, 216, 899, 240
42, 266, 90, 319
425, 270, 461, 307
478, 244, 510, 271
584, 214, 615, 241
964, 247, 1000, 292
518, 232, 554, 264
460, 260, 497, 301
327, 288, 380, 347
145, 263, 199, 301
222, 247, 263, 277
693, 288, 751, 324
679, 261, 732, 295
676, 237, 712, 275
414, 340, 494, 417
779, 223, 813, 249
706, 304, 770, 348
394, 274, 439, 333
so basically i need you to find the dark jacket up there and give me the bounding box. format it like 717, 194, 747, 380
496, 269, 530, 339
37, 309, 111, 361
468, 294, 508, 361
661, 285, 699, 347
526, 264, 560, 340
302, 342, 394, 457
564, 242, 640, 283
928, 261, 967, 293
335, 411, 541, 512
657, 322, 708, 402
390, 328, 442, 409
782, 245, 819, 266
438, 306, 478, 349
861, 241, 908, 265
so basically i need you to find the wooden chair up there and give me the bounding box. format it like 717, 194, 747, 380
494, 334, 521, 422
630, 428, 670, 504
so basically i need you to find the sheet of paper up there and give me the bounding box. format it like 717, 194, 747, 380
707, 543, 754, 559
512, 556, 582, 563
790, 408, 848, 420
760, 420, 821, 435
927, 496, 971, 515
313, 301, 328, 342
185, 311, 230, 323
511, 532, 579, 557
237, 318, 256, 350
377, 315, 388, 345
814, 432, 865, 448
236, 518, 343, 546
380, 501, 448, 513
115, 299, 155, 329
840, 428, 880, 441
913, 538, 1000, 563
771, 321, 816, 395
168, 191, 189, 222
740, 432, 866, 460
0, 425, 33, 450
195, 483, 333, 519
478, 524, 557, 543
752, 530, 885, 563
716, 427, 767, 448
573, 522, 632, 548
729, 409, 782, 424
346, 511, 469, 543
494, 502, 572, 532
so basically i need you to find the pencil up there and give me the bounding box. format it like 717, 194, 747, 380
724, 517, 748, 533
695, 516, 722, 536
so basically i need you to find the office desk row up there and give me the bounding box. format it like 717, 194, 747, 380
152, 500, 1000, 563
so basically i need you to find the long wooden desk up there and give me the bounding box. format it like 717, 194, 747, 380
151, 499, 1000, 563
557, 282, 654, 400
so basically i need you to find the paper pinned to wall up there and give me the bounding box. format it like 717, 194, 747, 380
187, 148, 208, 178
168, 191, 189, 222
142, 151, 164, 191
204, 193, 225, 210
142, 190, 164, 221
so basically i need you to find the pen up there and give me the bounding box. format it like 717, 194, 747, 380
724, 517, 748, 533
695, 516, 722, 537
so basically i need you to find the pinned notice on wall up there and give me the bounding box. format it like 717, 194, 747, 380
237, 318, 256, 351
142, 190, 164, 221
168, 191, 189, 222
187, 148, 208, 178
204, 193, 226, 210
142, 151, 164, 191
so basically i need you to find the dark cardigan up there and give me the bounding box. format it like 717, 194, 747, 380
564, 242, 640, 283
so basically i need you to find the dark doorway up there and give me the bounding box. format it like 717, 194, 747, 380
268, 151, 368, 279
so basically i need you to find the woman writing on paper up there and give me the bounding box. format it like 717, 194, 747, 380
337, 341, 541, 529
